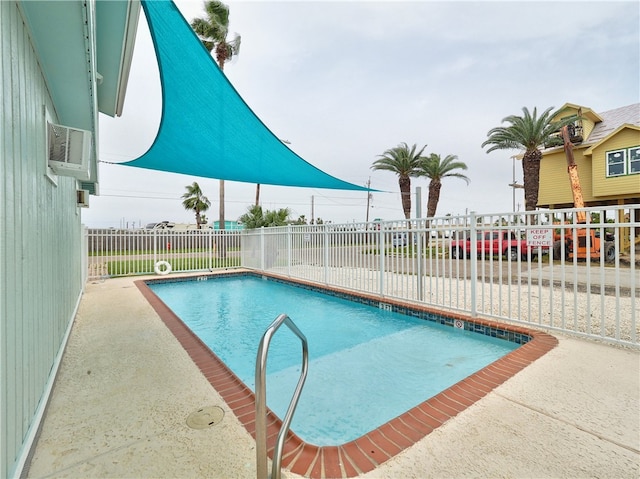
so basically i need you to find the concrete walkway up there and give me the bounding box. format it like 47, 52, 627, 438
534, 263, 639, 289
26, 275, 639, 478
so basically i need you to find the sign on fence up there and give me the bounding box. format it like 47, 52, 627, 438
526, 228, 553, 247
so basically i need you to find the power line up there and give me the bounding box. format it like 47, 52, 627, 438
98, 191, 371, 207
98, 193, 179, 200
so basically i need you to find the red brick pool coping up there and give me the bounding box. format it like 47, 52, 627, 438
135, 272, 558, 479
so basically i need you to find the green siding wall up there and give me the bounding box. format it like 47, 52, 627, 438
1, 3, 84, 477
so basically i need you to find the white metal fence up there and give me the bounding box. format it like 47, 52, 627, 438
242, 205, 639, 348
86, 205, 639, 347
86, 228, 242, 279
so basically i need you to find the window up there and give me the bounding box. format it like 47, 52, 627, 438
606, 149, 626, 177
43, 106, 58, 185
629, 147, 640, 175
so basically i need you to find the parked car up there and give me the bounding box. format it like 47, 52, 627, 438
450, 230, 548, 260
145, 221, 175, 230
391, 232, 418, 247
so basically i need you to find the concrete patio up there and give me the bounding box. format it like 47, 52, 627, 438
25, 274, 639, 478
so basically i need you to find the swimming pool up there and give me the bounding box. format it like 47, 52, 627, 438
148, 274, 518, 445
137, 272, 557, 478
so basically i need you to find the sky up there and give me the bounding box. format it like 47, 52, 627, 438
85, 0, 640, 229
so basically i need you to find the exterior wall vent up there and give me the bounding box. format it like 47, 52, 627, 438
76, 189, 90, 208
47, 122, 92, 180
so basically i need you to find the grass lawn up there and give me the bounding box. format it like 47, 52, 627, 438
106, 257, 240, 275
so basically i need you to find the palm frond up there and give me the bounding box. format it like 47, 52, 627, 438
419, 153, 470, 184
371, 142, 425, 177
204, 0, 230, 38
191, 0, 240, 64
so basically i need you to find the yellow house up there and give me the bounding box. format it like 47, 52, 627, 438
538, 102, 640, 209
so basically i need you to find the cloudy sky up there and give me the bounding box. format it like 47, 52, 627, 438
85, 0, 640, 228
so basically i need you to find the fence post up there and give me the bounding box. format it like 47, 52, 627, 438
153, 229, 158, 267
378, 225, 385, 296
469, 211, 478, 318
416, 219, 423, 302
323, 225, 329, 285
287, 225, 292, 276
208, 229, 213, 271
260, 227, 265, 271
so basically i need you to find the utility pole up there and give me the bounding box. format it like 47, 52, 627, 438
508, 155, 524, 212
365, 177, 372, 223
311, 195, 314, 224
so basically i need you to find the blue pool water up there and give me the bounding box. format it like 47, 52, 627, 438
148, 275, 518, 445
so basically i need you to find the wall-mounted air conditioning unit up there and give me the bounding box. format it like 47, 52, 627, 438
77, 189, 90, 208
47, 122, 92, 181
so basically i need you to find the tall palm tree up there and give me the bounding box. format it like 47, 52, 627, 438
181, 182, 211, 228
371, 142, 426, 219
482, 106, 574, 211
191, 1, 241, 234
418, 153, 470, 218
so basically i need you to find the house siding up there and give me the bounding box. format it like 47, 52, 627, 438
591, 129, 640, 197
540, 104, 640, 208
582, 118, 596, 142
538, 147, 595, 207
558, 105, 597, 141
1, 3, 84, 477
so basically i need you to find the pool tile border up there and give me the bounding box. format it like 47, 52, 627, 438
136, 271, 558, 479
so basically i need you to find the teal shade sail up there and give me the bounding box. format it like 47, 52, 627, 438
122, 0, 368, 192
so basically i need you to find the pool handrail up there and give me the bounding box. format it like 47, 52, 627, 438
255, 313, 309, 479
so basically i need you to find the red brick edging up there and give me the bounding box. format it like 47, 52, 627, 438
135, 273, 557, 479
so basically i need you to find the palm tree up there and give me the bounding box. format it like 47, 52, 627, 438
418, 153, 470, 218
238, 205, 290, 228
191, 1, 241, 234
482, 106, 574, 211
238, 205, 264, 229
181, 182, 211, 228
371, 142, 426, 219
263, 208, 291, 227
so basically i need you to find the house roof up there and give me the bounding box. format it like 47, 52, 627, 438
584, 103, 640, 145
95, 1, 141, 118
584, 123, 640, 156
558, 103, 603, 124
19, 0, 140, 130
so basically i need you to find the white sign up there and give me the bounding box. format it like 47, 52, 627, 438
527, 228, 553, 247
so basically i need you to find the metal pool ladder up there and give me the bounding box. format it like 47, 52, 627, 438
255, 314, 309, 479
